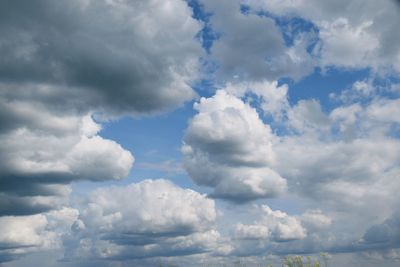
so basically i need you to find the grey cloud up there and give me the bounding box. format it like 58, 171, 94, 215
287, 99, 331, 133
0, 0, 202, 218
89, 231, 220, 260
246, 0, 400, 72
363, 212, 400, 247
199, 0, 315, 81
274, 95, 400, 214
276, 138, 400, 201
0, 0, 201, 117
0, 193, 65, 216
0, 173, 72, 216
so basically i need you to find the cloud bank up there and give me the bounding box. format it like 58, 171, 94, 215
63, 179, 219, 261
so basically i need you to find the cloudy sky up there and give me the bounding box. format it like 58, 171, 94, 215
1, 0, 400, 266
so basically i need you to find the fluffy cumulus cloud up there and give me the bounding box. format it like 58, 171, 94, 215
63, 179, 219, 261
2, 0, 400, 266
0, 4, 199, 217
0, 215, 53, 262
183, 80, 399, 214
226, 80, 290, 118
198, 0, 315, 81
244, 0, 400, 72
234, 205, 306, 242
225, 205, 335, 257
278, 88, 400, 256
182, 90, 287, 202
0, 0, 203, 212
0, 114, 133, 216
181, 75, 400, 258
273, 88, 400, 220
0, 207, 79, 263
0, 0, 205, 262
300, 210, 332, 231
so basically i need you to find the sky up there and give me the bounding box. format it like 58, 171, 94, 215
1, 0, 400, 266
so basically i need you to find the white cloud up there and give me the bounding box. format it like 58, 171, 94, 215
199, 0, 314, 81
222, 206, 339, 257
0, 215, 51, 248
287, 99, 330, 134
235, 223, 270, 240
0, 1, 205, 263
300, 210, 332, 230
262, 205, 307, 242
329, 93, 400, 138
316, 18, 379, 68
64, 179, 219, 260
275, 137, 400, 211
0, 0, 202, 223
244, 0, 400, 73
0, 114, 133, 216
0, 115, 133, 181
226, 80, 289, 118
221, 205, 330, 258
1, 0, 400, 265
67, 135, 133, 181
234, 205, 306, 242
366, 98, 400, 124
82, 179, 215, 234
182, 90, 287, 202
0, 207, 79, 263
179, 76, 400, 258
330, 79, 375, 103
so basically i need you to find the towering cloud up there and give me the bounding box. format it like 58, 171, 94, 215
182, 90, 287, 202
